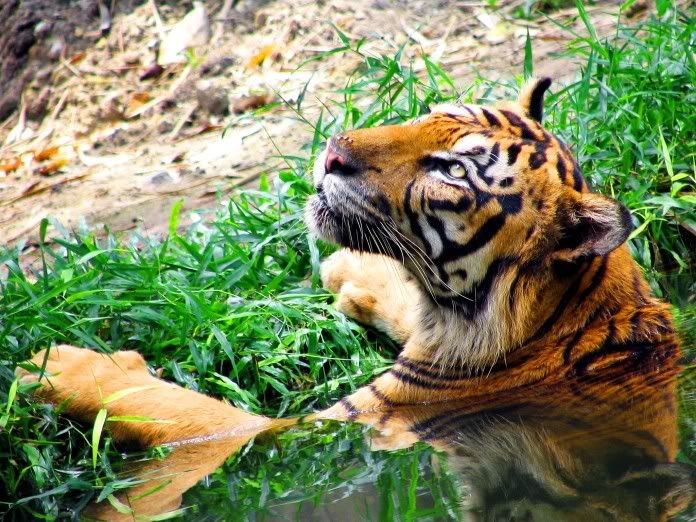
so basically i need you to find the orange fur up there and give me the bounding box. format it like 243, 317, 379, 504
16, 79, 690, 519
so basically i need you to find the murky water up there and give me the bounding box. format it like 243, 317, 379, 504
87, 367, 695, 521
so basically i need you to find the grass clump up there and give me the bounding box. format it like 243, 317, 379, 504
0, 4, 694, 519
549, 5, 695, 293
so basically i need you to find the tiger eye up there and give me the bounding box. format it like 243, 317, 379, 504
449, 163, 466, 178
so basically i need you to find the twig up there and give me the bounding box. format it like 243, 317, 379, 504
149, 0, 167, 42
4, 96, 27, 145
1, 172, 91, 207
168, 103, 197, 141
212, 0, 234, 44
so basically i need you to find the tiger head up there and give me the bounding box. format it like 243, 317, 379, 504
306, 78, 636, 368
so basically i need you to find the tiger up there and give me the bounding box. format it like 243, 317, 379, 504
16, 78, 693, 520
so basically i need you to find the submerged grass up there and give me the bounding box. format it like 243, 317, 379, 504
0, 4, 694, 519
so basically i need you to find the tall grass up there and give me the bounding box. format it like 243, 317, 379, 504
0, 5, 693, 519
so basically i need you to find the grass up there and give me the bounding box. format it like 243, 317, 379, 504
0, 3, 694, 519
183, 421, 461, 520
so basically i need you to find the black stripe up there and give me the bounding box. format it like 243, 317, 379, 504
373, 193, 392, 216
507, 143, 522, 165
428, 195, 472, 213
569, 320, 661, 377
481, 107, 502, 127
630, 309, 642, 331
461, 106, 477, 118
574, 255, 608, 308
436, 213, 506, 264
526, 259, 595, 343
378, 411, 394, 426
369, 383, 396, 407
571, 164, 584, 191
476, 143, 501, 185
415, 404, 524, 441
388, 368, 450, 390
562, 329, 585, 364
496, 193, 522, 214
556, 156, 567, 184
339, 398, 358, 417
500, 110, 537, 141
529, 142, 547, 170
451, 268, 467, 281
433, 256, 517, 317
396, 357, 469, 382
404, 180, 431, 256
398, 353, 530, 380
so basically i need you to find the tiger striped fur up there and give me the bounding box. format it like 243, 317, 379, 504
16, 78, 691, 520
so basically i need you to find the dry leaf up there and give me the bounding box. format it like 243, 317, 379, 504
0, 157, 22, 173
68, 52, 87, 65
34, 146, 60, 162
127, 92, 153, 113
36, 158, 69, 176
231, 93, 274, 114
246, 45, 280, 69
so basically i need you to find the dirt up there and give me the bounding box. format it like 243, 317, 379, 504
0, 0, 652, 254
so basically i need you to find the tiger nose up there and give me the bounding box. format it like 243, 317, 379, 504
325, 141, 358, 176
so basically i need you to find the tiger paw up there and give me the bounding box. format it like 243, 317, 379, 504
320, 250, 421, 343
16, 345, 263, 446
15, 345, 154, 412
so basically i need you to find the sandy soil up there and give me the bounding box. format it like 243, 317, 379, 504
0, 0, 649, 250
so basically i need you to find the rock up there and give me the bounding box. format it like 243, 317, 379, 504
149, 171, 177, 185
157, 119, 174, 135
195, 80, 229, 116
121, 52, 141, 66
27, 86, 51, 121
34, 21, 52, 39
200, 55, 236, 77
47, 39, 65, 60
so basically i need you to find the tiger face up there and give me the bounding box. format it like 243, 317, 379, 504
306, 78, 634, 366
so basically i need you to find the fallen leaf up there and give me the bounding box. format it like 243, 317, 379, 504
0, 157, 21, 173
185, 121, 222, 138
231, 93, 274, 114
68, 52, 86, 65
127, 92, 153, 114
246, 45, 280, 69
33, 146, 60, 162
35, 158, 69, 176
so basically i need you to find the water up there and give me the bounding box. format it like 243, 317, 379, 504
86, 367, 695, 521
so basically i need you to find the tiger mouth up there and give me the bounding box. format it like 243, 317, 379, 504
306, 185, 394, 256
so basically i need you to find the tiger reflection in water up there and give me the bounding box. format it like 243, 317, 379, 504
16, 79, 694, 520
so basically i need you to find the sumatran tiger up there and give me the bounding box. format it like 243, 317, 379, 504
16, 78, 694, 520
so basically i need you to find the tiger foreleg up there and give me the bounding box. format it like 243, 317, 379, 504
15, 345, 274, 447
321, 250, 422, 344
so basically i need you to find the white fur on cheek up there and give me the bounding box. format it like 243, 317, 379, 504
452, 134, 489, 155
313, 149, 328, 187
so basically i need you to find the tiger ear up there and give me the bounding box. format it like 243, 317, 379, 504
518, 77, 552, 123
554, 191, 633, 261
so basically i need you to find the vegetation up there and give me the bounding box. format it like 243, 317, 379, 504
0, 4, 693, 519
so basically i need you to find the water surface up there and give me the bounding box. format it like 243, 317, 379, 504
86, 366, 696, 521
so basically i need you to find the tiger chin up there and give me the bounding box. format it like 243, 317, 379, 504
16, 78, 693, 519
